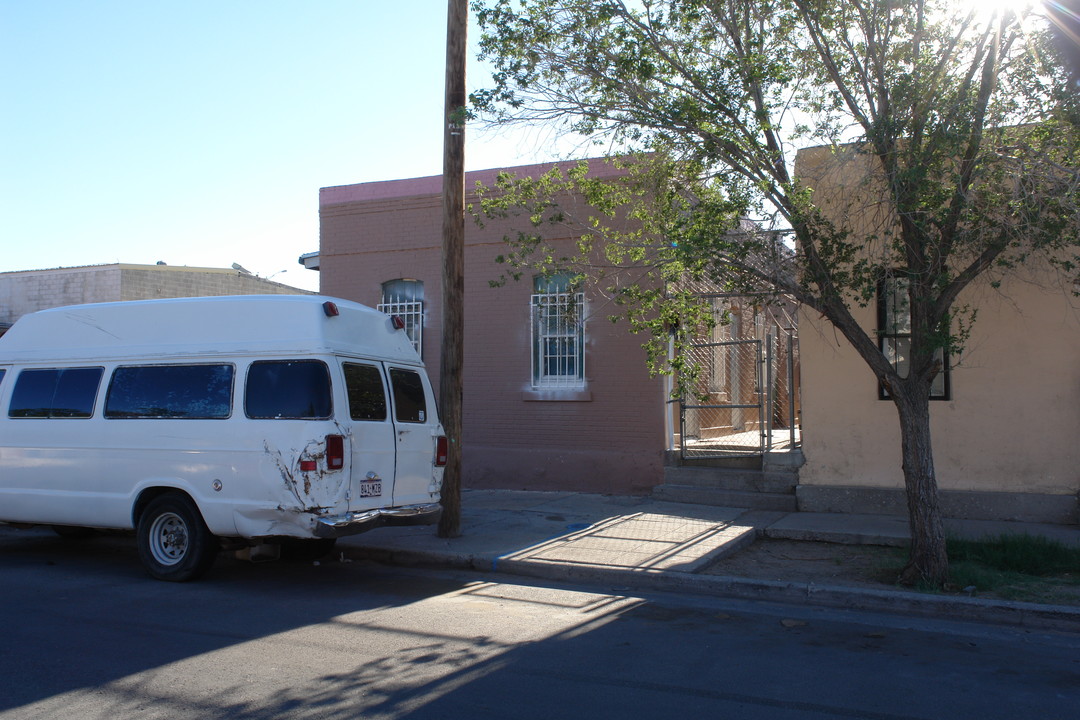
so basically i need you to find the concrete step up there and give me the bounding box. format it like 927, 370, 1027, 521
652, 485, 799, 512
676, 455, 763, 470
663, 465, 798, 494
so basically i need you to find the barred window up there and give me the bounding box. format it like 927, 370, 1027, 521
378, 279, 424, 357
531, 273, 585, 388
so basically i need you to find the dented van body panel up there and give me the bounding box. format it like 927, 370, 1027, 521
0, 295, 445, 559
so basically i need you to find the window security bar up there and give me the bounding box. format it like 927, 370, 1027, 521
530, 292, 585, 388
377, 300, 424, 356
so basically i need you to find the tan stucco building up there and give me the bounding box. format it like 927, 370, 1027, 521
795, 145, 1080, 524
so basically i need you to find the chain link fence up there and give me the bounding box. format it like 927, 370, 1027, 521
679, 331, 799, 458
681, 339, 764, 457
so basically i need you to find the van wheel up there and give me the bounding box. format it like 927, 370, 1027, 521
280, 538, 338, 562
137, 494, 219, 582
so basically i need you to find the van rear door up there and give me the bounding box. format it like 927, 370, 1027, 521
385, 365, 439, 507
340, 361, 397, 511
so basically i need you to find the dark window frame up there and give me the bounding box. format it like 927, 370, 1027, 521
877, 277, 951, 401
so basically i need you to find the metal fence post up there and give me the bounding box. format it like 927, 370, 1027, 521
787, 331, 796, 449
765, 333, 774, 453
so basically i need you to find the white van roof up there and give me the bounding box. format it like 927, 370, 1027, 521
0, 295, 421, 364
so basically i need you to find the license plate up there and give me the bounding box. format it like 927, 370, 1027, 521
359, 481, 382, 498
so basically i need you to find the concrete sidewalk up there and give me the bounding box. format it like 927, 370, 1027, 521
339, 489, 1080, 633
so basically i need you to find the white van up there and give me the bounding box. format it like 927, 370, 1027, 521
0, 295, 447, 581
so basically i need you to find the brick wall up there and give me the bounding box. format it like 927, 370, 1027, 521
320, 165, 667, 494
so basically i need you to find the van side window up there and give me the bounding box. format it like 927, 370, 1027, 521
106, 365, 233, 419
246, 360, 332, 419
343, 363, 387, 421
389, 368, 427, 423
9, 367, 103, 419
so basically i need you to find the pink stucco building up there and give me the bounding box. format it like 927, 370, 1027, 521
318, 160, 670, 495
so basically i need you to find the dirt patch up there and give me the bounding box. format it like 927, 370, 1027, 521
703, 538, 1080, 607
704, 538, 904, 588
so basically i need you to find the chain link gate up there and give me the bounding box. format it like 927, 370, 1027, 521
678, 331, 799, 459
680, 338, 764, 457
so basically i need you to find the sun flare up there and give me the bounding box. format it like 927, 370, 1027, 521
954, 0, 1037, 19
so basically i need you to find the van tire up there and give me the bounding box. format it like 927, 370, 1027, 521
137, 493, 219, 582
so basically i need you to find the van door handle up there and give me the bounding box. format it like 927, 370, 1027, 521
366, 472, 381, 481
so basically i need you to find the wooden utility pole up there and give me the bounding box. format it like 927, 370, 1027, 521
437, 0, 466, 537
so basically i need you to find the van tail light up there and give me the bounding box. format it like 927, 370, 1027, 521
435, 436, 449, 467
326, 434, 345, 470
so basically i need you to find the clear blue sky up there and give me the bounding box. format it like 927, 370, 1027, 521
1, 1, 565, 292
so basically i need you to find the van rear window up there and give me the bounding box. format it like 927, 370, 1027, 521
106, 365, 234, 419
245, 360, 332, 419
389, 368, 427, 423
9, 367, 103, 419
343, 363, 387, 421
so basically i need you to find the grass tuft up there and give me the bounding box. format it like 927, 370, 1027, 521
946, 533, 1080, 576
941, 534, 1080, 602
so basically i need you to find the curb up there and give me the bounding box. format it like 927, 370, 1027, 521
345, 545, 1080, 634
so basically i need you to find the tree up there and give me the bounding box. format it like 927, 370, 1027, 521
471, 0, 1080, 586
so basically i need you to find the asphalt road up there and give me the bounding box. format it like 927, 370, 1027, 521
1, 526, 1079, 719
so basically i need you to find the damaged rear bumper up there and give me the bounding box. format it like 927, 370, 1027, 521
313, 502, 443, 539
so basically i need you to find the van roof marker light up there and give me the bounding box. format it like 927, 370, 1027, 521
322, 301, 340, 317
390, 315, 406, 330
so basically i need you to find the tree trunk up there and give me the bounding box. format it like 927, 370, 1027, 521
893, 388, 949, 586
